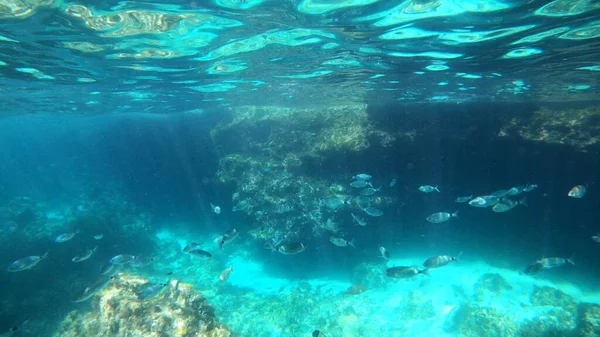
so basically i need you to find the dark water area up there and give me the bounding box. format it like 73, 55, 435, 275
0, 103, 599, 335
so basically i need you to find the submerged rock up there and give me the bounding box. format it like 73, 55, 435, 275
577, 303, 600, 337
53, 274, 232, 337
457, 306, 519, 337
473, 273, 513, 302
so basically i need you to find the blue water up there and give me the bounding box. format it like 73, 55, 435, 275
1, 1, 600, 337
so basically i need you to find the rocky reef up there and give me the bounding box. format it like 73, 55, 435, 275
211, 105, 399, 241
499, 105, 600, 150
54, 273, 232, 337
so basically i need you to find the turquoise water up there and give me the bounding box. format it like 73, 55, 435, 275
1, 1, 600, 337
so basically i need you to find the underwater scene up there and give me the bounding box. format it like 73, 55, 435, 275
1, 0, 600, 337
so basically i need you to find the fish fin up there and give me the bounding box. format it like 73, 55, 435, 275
452, 211, 459, 219
349, 239, 356, 248
42, 252, 49, 259
456, 251, 463, 261
420, 268, 430, 277
520, 196, 528, 207
368, 182, 373, 188
434, 186, 440, 192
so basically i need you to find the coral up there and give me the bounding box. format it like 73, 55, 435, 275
576, 303, 600, 337
53, 274, 232, 337
499, 106, 600, 150
473, 273, 513, 302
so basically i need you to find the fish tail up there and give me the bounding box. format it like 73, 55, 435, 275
568, 253, 576, 265
420, 268, 430, 277
452, 211, 459, 219
349, 238, 356, 248
42, 252, 49, 259
456, 251, 463, 261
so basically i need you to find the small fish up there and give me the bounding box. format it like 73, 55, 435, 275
523, 184, 538, 192
350, 180, 372, 188
379, 246, 390, 260
277, 242, 306, 255
343, 284, 368, 295
131, 256, 154, 268
386, 266, 429, 278
353, 174, 372, 181
312, 330, 327, 337
210, 203, 221, 214
55, 230, 79, 243
455, 195, 472, 203
568, 185, 587, 198
218, 229, 239, 250
320, 197, 350, 210
232, 200, 249, 212
418, 185, 440, 193
72, 275, 114, 302
492, 197, 526, 213
109, 254, 136, 265
183, 242, 202, 253
92, 234, 104, 240
423, 253, 461, 268
523, 262, 545, 275
537, 256, 574, 269
188, 249, 212, 258
100, 262, 115, 275
360, 186, 381, 196
426, 211, 458, 224
137, 280, 169, 300
329, 236, 355, 248
72, 246, 98, 263
6, 253, 48, 272
592, 234, 600, 243
363, 207, 383, 217
351, 213, 367, 226
219, 265, 233, 282
468, 195, 500, 208
507, 186, 525, 196
389, 178, 397, 187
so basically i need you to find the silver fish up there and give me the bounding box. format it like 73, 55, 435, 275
72, 275, 114, 302
93, 234, 104, 240
507, 186, 525, 196
218, 228, 239, 250
188, 249, 212, 258
418, 185, 439, 193
537, 256, 574, 269
426, 211, 458, 224
423, 254, 460, 268
137, 281, 169, 300
329, 237, 355, 248
492, 197, 526, 213
469, 195, 500, 208
321, 197, 349, 209
277, 242, 306, 255
568, 185, 587, 198
523, 184, 538, 192
523, 262, 545, 275
0, 327, 18, 337
350, 180, 372, 188
360, 186, 380, 196
100, 262, 115, 275
131, 256, 154, 268
183, 242, 202, 253
379, 246, 390, 260
55, 231, 78, 243
363, 207, 383, 217
353, 174, 372, 181
351, 213, 367, 226
6, 253, 48, 272
109, 254, 136, 265
232, 200, 249, 212
455, 195, 472, 203
389, 178, 397, 187
72, 246, 98, 263
386, 266, 429, 278
592, 234, 600, 243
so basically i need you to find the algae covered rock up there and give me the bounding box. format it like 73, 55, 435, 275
400, 290, 436, 320
54, 274, 232, 337
576, 303, 600, 337
530, 286, 577, 308
499, 106, 600, 150
473, 273, 513, 302
457, 306, 519, 337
